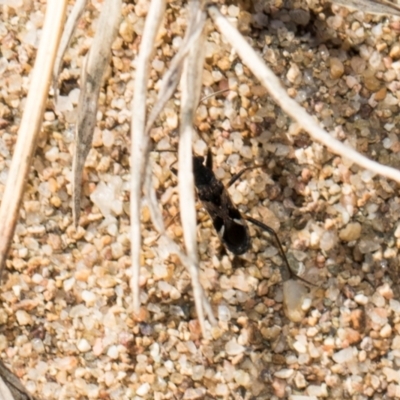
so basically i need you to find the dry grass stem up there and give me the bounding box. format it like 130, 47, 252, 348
0, 378, 13, 400
144, 160, 217, 336
145, 2, 207, 136
332, 0, 400, 15
199, 88, 230, 103
130, 0, 166, 314
0, 359, 34, 400
208, 5, 400, 184
0, 0, 68, 275
72, 0, 121, 226
52, 0, 88, 102
139, 2, 215, 333
178, 3, 209, 336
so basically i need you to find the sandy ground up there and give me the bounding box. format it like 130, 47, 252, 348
1, 0, 400, 399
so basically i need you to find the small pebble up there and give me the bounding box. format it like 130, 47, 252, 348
16, 310, 32, 326
287, 63, 302, 84
107, 345, 119, 359
283, 280, 308, 322
354, 294, 369, 305
330, 58, 344, 79
136, 383, 150, 396
332, 347, 355, 364
225, 339, 245, 356
339, 222, 361, 242
77, 339, 91, 353
293, 341, 307, 354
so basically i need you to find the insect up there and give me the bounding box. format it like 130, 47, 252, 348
173, 148, 310, 283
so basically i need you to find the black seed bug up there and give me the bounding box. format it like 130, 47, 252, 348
173, 148, 311, 284
191, 150, 250, 255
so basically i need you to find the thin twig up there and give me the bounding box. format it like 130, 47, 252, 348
0, 376, 13, 400
178, 1, 209, 336
144, 0, 207, 140
140, 1, 217, 333
53, 0, 88, 103
0, 359, 35, 400
200, 88, 230, 103
130, 0, 166, 315
143, 158, 216, 328
72, 0, 121, 226
331, 0, 400, 16
0, 0, 68, 275
208, 6, 400, 185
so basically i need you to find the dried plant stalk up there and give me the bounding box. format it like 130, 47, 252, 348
178, 2, 209, 336
72, 0, 121, 226
0, 0, 68, 275
0, 359, 35, 400
145, 2, 207, 136
132, 0, 215, 333
52, 0, 88, 102
208, 5, 400, 185
143, 159, 216, 329
331, 0, 400, 16
130, 0, 166, 314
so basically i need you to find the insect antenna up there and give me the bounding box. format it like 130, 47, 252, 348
227, 164, 268, 187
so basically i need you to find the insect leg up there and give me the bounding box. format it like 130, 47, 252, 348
151, 148, 178, 174
205, 148, 213, 169
244, 215, 314, 286
170, 163, 178, 176
228, 165, 266, 187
